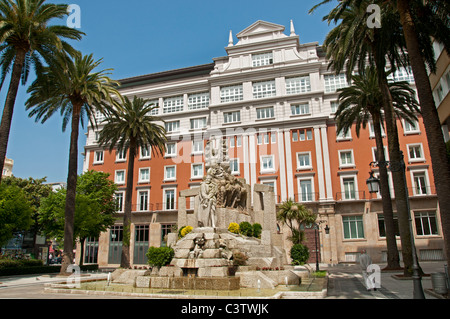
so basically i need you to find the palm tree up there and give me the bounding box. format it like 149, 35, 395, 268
0, 0, 83, 182
394, 0, 450, 271
310, 0, 420, 276
98, 96, 167, 268
277, 199, 317, 245
26, 53, 121, 274
335, 67, 420, 270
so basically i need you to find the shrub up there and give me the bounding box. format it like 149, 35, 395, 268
180, 226, 193, 238
252, 223, 262, 238
239, 221, 253, 237
228, 222, 240, 234
290, 244, 309, 265
146, 246, 174, 268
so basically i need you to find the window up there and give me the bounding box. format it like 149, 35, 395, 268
342, 177, 357, 200
412, 171, 428, 195
252, 52, 273, 67
292, 131, 298, 142
369, 121, 385, 138
286, 76, 311, 94
94, 151, 104, 164
299, 179, 314, 202
337, 127, 351, 140
192, 164, 204, 179
378, 214, 400, 238
299, 129, 306, 141
297, 153, 312, 169
192, 140, 203, 154
115, 170, 125, 185
115, 192, 124, 212
95, 110, 106, 122
163, 96, 184, 114
330, 101, 339, 113
306, 130, 313, 141
339, 150, 354, 167
291, 103, 310, 115
221, 85, 243, 103
389, 66, 415, 83
166, 143, 177, 157
188, 92, 210, 110
253, 80, 276, 99
138, 190, 149, 212
256, 107, 274, 119
140, 145, 151, 160
116, 149, 126, 162
139, 168, 150, 183
164, 166, 176, 181
324, 73, 348, 93
257, 133, 269, 145
236, 136, 242, 147
342, 215, 365, 239
415, 211, 438, 236
224, 111, 241, 124
164, 189, 176, 210
271, 133, 277, 144
403, 119, 419, 134
190, 117, 207, 130
261, 155, 275, 173
165, 121, 180, 133
146, 99, 160, 115
408, 144, 424, 162
230, 159, 239, 174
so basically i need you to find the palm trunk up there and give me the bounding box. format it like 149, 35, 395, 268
61, 102, 81, 274
121, 139, 136, 269
0, 49, 27, 183
397, 0, 450, 272
372, 112, 401, 269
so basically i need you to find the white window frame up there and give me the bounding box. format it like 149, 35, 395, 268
286, 76, 311, 95
296, 152, 312, 170
116, 149, 127, 162
115, 170, 126, 185
340, 174, 359, 200
372, 146, 389, 162
260, 155, 275, 173
223, 111, 241, 124
190, 117, 207, 130
257, 133, 270, 145
368, 121, 385, 138
94, 150, 104, 164
191, 163, 204, 179
291, 103, 310, 116
261, 179, 277, 200
336, 126, 352, 141
342, 215, 365, 239
163, 95, 184, 114
253, 80, 276, 99
220, 84, 243, 103
330, 101, 339, 113
256, 106, 275, 120
146, 99, 160, 115
137, 189, 149, 212
165, 120, 180, 133
407, 143, 425, 163
188, 92, 210, 110
115, 192, 124, 212
192, 140, 204, 155
230, 158, 240, 175
163, 188, 176, 211
410, 169, 430, 196
140, 145, 151, 160
297, 177, 315, 202
403, 119, 420, 135
252, 52, 273, 67
164, 165, 176, 181
138, 167, 150, 183
324, 73, 348, 93
165, 142, 177, 158
338, 149, 355, 168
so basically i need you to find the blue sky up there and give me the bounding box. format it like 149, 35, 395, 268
2, 0, 336, 183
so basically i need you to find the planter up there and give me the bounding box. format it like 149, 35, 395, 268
431, 273, 449, 295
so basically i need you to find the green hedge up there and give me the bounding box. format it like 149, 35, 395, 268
0, 260, 99, 276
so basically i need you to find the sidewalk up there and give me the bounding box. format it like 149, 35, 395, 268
323, 261, 449, 299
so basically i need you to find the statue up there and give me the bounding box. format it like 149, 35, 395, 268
197, 138, 248, 228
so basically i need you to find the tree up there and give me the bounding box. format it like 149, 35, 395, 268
335, 67, 420, 269
310, 0, 420, 276
26, 53, 122, 274
277, 199, 316, 245
0, 183, 33, 247
394, 0, 450, 272
0, 0, 83, 183
98, 96, 167, 268
38, 170, 117, 265
1, 176, 52, 255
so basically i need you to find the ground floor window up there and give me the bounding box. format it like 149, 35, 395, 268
84, 237, 98, 264
342, 215, 365, 239
414, 211, 439, 236
108, 226, 123, 264
377, 214, 400, 238
134, 225, 149, 265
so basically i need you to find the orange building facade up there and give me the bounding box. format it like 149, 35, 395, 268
82, 21, 444, 267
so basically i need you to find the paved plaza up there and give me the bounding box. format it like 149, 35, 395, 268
0, 261, 447, 300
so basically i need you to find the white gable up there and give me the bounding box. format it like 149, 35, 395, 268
235, 20, 287, 45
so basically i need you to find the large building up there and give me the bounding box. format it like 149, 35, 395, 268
82, 20, 444, 267
2, 157, 13, 177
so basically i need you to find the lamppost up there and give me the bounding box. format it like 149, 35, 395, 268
366, 151, 425, 299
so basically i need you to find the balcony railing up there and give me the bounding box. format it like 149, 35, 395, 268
294, 192, 319, 203
335, 190, 367, 201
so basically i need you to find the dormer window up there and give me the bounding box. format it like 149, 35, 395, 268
252, 52, 273, 67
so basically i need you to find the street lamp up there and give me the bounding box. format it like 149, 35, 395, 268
367, 151, 425, 299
